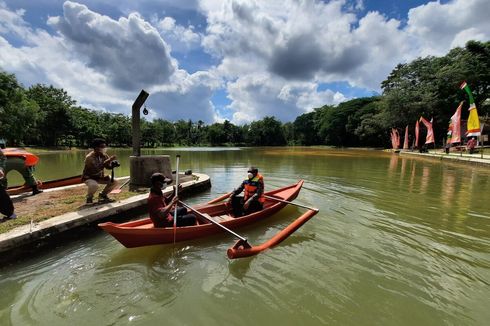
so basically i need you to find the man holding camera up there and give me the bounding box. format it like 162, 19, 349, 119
82, 138, 119, 204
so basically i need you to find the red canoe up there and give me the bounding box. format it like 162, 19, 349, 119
99, 180, 306, 248
7, 175, 83, 195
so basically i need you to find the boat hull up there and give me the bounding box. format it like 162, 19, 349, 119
7, 175, 83, 195
99, 180, 304, 248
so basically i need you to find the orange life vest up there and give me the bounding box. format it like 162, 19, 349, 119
244, 173, 265, 203
3, 148, 39, 167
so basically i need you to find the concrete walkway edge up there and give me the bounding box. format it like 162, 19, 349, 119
0, 173, 210, 254
400, 151, 490, 166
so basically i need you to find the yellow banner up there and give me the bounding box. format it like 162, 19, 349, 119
467, 107, 481, 136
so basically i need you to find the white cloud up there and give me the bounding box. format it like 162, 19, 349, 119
0, 2, 33, 42
0, 1, 217, 122
1, 0, 489, 126
156, 16, 201, 53
146, 69, 222, 123
226, 74, 346, 124
48, 1, 176, 91
406, 0, 490, 56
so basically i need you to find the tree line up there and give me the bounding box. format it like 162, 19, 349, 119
1, 41, 489, 148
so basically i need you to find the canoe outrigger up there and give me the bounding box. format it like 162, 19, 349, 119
99, 180, 319, 259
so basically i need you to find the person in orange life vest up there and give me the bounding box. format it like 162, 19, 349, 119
2, 148, 43, 195
227, 166, 265, 217
0, 148, 16, 221
82, 138, 119, 204
147, 172, 196, 228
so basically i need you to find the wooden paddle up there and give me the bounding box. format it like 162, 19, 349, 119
264, 195, 319, 212
110, 179, 130, 194
207, 192, 233, 204
178, 201, 249, 245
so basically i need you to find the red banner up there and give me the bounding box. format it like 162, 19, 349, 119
403, 125, 409, 149
419, 117, 434, 144
449, 102, 462, 144
415, 120, 419, 148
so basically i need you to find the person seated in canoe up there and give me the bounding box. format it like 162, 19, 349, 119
148, 173, 196, 228
227, 166, 265, 217
3, 148, 43, 195
0, 148, 16, 221
82, 138, 119, 204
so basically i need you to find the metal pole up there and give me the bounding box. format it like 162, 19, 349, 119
131, 90, 149, 157
480, 128, 485, 159
173, 155, 180, 244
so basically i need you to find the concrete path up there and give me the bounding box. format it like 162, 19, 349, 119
0, 173, 210, 255
400, 151, 490, 166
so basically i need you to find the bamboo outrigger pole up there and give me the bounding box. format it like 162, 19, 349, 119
227, 209, 318, 259
188, 181, 320, 259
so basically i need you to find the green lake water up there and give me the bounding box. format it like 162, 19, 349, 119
1, 147, 489, 325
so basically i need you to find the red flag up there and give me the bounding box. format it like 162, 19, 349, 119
403, 125, 409, 149
419, 116, 434, 144
415, 120, 420, 148
390, 128, 396, 149
449, 102, 462, 144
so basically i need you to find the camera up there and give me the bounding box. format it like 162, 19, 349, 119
110, 160, 121, 169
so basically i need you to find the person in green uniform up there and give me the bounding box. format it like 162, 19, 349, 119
0, 149, 16, 221
5, 156, 43, 195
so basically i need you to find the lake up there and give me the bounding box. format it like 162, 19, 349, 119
1, 147, 489, 325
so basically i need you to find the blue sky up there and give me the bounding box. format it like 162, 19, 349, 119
0, 0, 488, 124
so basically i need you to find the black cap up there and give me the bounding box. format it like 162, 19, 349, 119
91, 138, 106, 149
151, 172, 172, 184
248, 166, 258, 173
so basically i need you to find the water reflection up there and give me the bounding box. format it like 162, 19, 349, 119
1, 147, 489, 326
389, 154, 398, 173
420, 166, 430, 195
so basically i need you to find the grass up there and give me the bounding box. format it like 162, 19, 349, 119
0, 188, 139, 234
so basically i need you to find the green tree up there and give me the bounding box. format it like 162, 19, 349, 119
26, 84, 75, 146
69, 106, 102, 147
207, 123, 227, 145
153, 119, 176, 146
380, 40, 490, 145
174, 120, 191, 145
293, 111, 320, 145
248, 116, 286, 146
107, 113, 131, 146
0, 71, 40, 146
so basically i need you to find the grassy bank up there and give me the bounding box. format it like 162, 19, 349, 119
0, 187, 139, 234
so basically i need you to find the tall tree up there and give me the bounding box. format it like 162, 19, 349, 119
0, 71, 39, 146
293, 111, 320, 145
26, 85, 75, 146
248, 116, 286, 146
